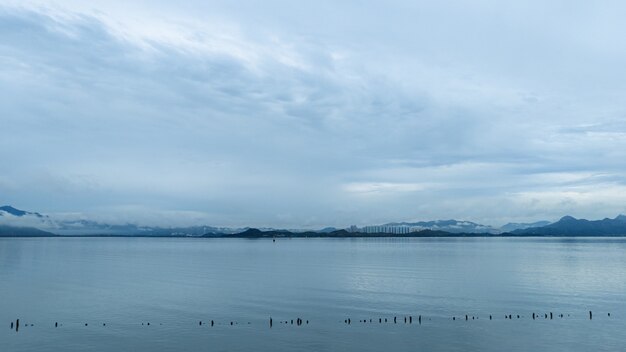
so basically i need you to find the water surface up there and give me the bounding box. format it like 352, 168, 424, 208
1, 237, 625, 351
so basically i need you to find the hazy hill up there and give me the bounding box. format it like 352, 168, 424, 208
383, 219, 498, 234
500, 221, 551, 232
514, 215, 626, 236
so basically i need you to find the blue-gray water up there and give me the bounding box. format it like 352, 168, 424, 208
1, 237, 625, 351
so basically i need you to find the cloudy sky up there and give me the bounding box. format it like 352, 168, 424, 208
1, 1, 626, 228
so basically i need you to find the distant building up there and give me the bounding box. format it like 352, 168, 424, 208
362, 225, 412, 234
348, 225, 359, 233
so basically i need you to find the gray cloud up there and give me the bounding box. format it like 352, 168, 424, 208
1, 2, 626, 227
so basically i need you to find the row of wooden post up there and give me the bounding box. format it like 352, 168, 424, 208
344, 315, 422, 325
9, 311, 609, 331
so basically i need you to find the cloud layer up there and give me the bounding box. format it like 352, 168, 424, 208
2, 1, 626, 227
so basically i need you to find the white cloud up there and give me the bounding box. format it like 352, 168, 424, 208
1, 2, 626, 228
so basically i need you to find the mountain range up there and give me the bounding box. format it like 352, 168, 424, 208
3, 205, 626, 237
383, 219, 499, 234
513, 215, 626, 236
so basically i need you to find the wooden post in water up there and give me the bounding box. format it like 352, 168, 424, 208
550, 312, 553, 319
532, 313, 535, 320
211, 320, 214, 326
16, 319, 19, 332
394, 317, 397, 324
419, 315, 421, 324
465, 315, 468, 321
489, 315, 492, 320
589, 311, 592, 320
11, 322, 13, 329
199, 321, 202, 326
270, 317, 273, 328
409, 316, 412, 324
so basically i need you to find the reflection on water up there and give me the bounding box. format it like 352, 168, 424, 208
1, 237, 625, 351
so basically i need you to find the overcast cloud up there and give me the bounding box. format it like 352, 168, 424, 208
1, 1, 626, 228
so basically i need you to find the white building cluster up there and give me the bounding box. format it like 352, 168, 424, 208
350, 225, 416, 234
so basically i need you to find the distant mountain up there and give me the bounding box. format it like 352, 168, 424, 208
0, 205, 57, 229
5, 204, 626, 237
0, 205, 44, 218
0, 205, 238, 236
500, 221, 551, 232
0, 225, 56, 237
226, 228, 482, 238
513, 215, 626, 236
383, 219, 499, 234
55, 220, 237, 236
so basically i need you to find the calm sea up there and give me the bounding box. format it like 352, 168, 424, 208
1, 237, 625, 351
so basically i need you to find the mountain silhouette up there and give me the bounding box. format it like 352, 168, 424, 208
513, 215, 626, 236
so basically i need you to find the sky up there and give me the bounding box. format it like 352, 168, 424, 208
1, 1, 626, 228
